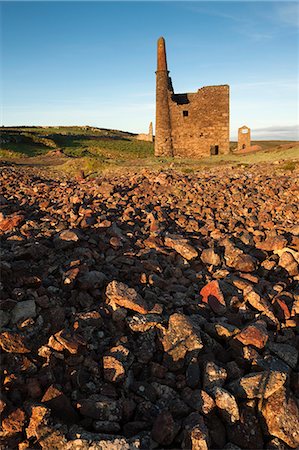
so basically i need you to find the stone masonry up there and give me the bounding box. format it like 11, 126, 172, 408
155, 37, 230, 158
136, 122, 153, 142
238, 125, 251, 151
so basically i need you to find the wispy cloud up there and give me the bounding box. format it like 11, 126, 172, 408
180, 4, 276, 42
252, 124, 299, 140
232, 79, 298, 90
275, 2, 299, 28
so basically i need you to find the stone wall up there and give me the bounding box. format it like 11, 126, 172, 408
238, 126, 251, 151
155, 37, 230, 158
169, 85, 229, 157
136, 122, 153, 142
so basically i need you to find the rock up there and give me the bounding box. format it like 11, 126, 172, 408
0, 213, 24, 233
200, 248, 221, 266
49, 329, 82, 354
165, 233, 198, 260
244, 287, 272, 312
261, 387, 299, 448
1, 164, 298, 449
234, 321, 268, 349
182, 388, 215, 416
203, 361, 227, 392
257, 235, 288, 251
103, 344, 133, 383
26, 378, 42, 399
233, 254, 257, 272
160, 313, 203, 370
105, 280, 149, 314
0, 310, 10, 328
268, 342, 298, 369
77, 397, 121, 421
11, 300, 36, 324
266, 438, 289, 450
207, 414, 226, 449
54, 229, 80, 249
26, 405, 50, 439
186, 357, 201, 388
151, 410, 177, 445
2, 408, 26, 435
214, 321, 240, 339
42, 385, 79, 423
182, 413, 209, 450
229, 371, 287, 399
0, 332, 30, 353
57, 229, 79, 242
278, 251, 298, 276
92, 420, 121, 433
200, 280, 227, 314
227, 405, 264, 449
78, 270, 106, 290
126, 313, 162, 332
212, 386, 239, 424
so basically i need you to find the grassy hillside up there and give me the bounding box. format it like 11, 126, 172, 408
1, 126, 298, 176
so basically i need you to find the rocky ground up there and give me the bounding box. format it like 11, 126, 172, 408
0, 163, 298, 450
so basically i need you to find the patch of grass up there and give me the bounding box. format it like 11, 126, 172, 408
279, 161, 298, 171
1, 126, 298, 176
0, 142, 48, 157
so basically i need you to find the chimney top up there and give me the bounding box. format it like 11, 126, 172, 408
157, 36, 168, 71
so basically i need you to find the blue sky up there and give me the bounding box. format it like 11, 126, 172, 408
1, 1, 298, 139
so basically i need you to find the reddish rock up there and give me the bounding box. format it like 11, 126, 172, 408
0, 213, 24, 233
234, 321, 268, 349
257, 235, 288, 251
105, 280, 149, 314
261, 387, 299, 448
200, 280, 227, 314
165, 234, 198, 260
278, 251, 298, 276
272, 296, 292, 321
233, 254, 257, 272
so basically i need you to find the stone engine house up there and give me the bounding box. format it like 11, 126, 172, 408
238, 125, 251, 151
155, 37, 230, 158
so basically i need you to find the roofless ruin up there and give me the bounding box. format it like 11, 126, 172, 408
155, 37, 230, 158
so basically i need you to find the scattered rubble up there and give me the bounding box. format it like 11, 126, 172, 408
0, 164, 298, 449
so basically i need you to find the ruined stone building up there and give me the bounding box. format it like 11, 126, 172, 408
136, 122, 153, 142
238, 125, 251, 151
155, 37, 229, 158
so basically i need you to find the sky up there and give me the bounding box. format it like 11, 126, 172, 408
1, 1, 299, 140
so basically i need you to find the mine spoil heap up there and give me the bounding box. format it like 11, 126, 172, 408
0, 164, 299, 450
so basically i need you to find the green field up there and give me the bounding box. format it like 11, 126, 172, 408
1, 126, 298, 176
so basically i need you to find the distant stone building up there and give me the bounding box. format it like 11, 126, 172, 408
155, 37, 229, 158
136, 122, 153, 142
238, 125, 251, 151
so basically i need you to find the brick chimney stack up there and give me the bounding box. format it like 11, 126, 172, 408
155, 37, 173, 157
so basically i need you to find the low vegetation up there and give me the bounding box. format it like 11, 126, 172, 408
0, 126, 298, 177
